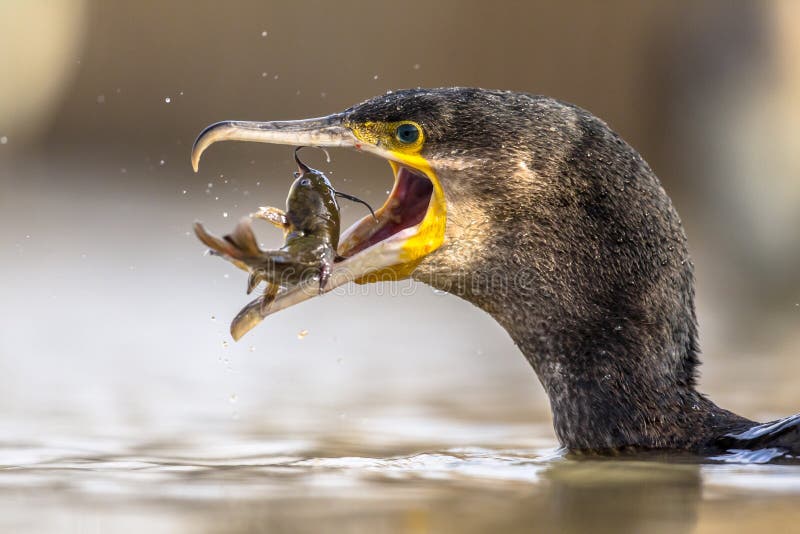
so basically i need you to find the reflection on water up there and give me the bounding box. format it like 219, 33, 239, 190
2, 418, 800, 534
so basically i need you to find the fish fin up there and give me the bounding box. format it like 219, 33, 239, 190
225, 217, 263, 257
252, 206, 289, 230
195, 219, 267, 270
194, 222, 242, 259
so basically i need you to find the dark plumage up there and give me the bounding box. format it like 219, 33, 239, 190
349, 88, 795, 454
193, 87, 799, 457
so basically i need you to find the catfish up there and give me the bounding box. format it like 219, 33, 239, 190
194, 148, 375, 340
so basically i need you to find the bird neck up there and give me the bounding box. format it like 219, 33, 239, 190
499, 312, 740, 451
421, 262, 750, 451
415, 122, 753, 450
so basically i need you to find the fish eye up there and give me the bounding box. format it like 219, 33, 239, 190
299, 178, 311, 186
395, 123, 420, 144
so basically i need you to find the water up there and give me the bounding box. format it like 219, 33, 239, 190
2, 417, 800, 533
1, 159, 799, 532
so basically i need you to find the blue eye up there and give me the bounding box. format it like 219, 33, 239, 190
395, 123, 420, 144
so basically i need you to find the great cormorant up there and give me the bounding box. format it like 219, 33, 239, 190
191, 88, 799, 457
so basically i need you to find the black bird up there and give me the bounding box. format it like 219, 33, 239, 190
191, 87, 799, 457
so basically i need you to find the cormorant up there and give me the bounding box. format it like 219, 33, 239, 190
191, 88, 799, 457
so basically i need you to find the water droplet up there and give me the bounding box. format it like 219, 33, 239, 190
261, 30, 268, 37
261, 72, 267, 77
222, 211, 228, 218
413, 63, 420, 70
273, 74, 279, 80
208, 182, 213, 188
297, 329, 309, 340
248, 345, 256, 352
222, 340, 229, 349
96, 95, 105, 104
164, 97, 171, 103
229, 393, 238, 403
181, 189, 187, 194
223, 273, 229, 279
159, 159, 165, 166
179, 91, 184, 96
372, 74, 379, 80
0, 136, 7, 144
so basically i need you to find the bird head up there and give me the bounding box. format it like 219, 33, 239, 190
192, 88, 568, 289
191, 87, 692, 350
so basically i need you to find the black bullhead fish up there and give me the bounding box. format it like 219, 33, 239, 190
194, 148, 375, 340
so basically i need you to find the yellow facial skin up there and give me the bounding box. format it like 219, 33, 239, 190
344, 120, 447, 282
348, 120, 426, 153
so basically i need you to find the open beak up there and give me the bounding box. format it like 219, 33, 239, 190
191, 114, 447, 337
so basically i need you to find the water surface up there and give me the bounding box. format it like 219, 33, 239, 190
2, 414, 800, 533
1, 160, 799, 533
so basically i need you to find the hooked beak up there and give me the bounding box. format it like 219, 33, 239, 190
191, 114, 355, 173
192, 113, 446, 339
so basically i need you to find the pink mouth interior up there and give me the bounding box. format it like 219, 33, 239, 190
340, 166, 433, 257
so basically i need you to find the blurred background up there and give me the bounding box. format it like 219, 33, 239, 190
1, 1, 799, 532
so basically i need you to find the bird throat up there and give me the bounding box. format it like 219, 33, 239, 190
412, 154, 753, 453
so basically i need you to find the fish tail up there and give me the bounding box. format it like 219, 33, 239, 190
225, 217, 263, 258
194, 218, 265, 269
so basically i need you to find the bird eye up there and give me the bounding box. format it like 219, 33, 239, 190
300, 178, 311, 186
395, 123, 420, 144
